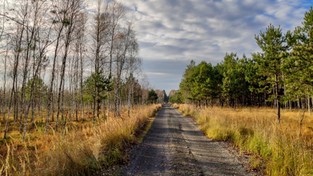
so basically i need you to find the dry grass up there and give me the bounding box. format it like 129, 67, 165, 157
176, 104, 313, 176
0, 104, 161, 176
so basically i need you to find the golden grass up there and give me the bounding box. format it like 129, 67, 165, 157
176, 104, 313, 176
0, 104, 161, 176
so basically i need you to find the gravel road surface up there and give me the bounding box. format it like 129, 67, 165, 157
123, 104, 253, 176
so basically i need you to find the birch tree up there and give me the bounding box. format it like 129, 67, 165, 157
91, 0, 111, 120
3, 0, 28, 138
72, 12, 86, 121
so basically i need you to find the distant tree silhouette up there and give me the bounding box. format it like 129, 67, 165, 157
148, 90, 158, 104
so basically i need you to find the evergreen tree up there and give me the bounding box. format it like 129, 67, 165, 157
147, 90, 158, 104
285, 8, 313, 113
83, 73, 112, 120
180, 60, 197, 103
255, 24, 288, 122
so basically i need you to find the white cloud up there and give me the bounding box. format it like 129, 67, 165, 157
75, 1, 313, 91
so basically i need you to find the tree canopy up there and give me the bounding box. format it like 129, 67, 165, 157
176, 8, 313, 117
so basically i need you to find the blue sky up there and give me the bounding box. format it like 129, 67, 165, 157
96, 0, 312, 93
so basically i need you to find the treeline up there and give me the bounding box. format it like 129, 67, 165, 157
172, 8, 313, 121
0, 0, 150, 139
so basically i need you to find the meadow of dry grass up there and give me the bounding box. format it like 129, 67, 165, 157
176, 104, 313, 176
0, 104, 161, 176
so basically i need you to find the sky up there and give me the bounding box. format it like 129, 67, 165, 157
104, 0, 311, 94
2, 0, 300, 94
2, 0, 312, 94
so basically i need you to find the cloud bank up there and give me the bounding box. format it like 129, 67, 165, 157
99, 0, 312, 92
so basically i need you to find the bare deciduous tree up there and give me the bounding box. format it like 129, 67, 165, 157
0, 0, 144, 139
91, 0, 110, 120
72, 12, 86, 121
55, 0, 84, 130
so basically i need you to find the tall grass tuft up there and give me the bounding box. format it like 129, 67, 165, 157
177, 104, 313, 176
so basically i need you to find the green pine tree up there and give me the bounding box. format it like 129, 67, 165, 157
255, 24, 288, 122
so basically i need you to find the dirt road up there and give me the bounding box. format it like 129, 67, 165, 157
123, 104, 253, 176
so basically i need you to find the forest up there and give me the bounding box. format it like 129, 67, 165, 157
170, 7, 313, 175
171, 8, 313, 122
0, 0, 153, 137
0, 0, 161, 175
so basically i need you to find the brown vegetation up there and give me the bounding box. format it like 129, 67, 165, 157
176, 104, 313, 176
0, 105, 160, 176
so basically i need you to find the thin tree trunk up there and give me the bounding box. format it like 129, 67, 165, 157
21, 1, 41, 139
2, 43, 8, 124
80, 45, 84, 121
127, 81, 132, 117
46, 24, 64, 131
93, 96, 96, 122
275, 75, 281, 123
4, 20, 26, 138
308, 95, 311, 115
56, 11, 76, 128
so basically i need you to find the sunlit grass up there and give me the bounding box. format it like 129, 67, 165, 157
176, 104, 313, 176
0, 104, 161, 176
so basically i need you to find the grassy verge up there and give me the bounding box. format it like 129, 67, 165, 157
175, 104, 313, 176
0, 104, 161, 176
